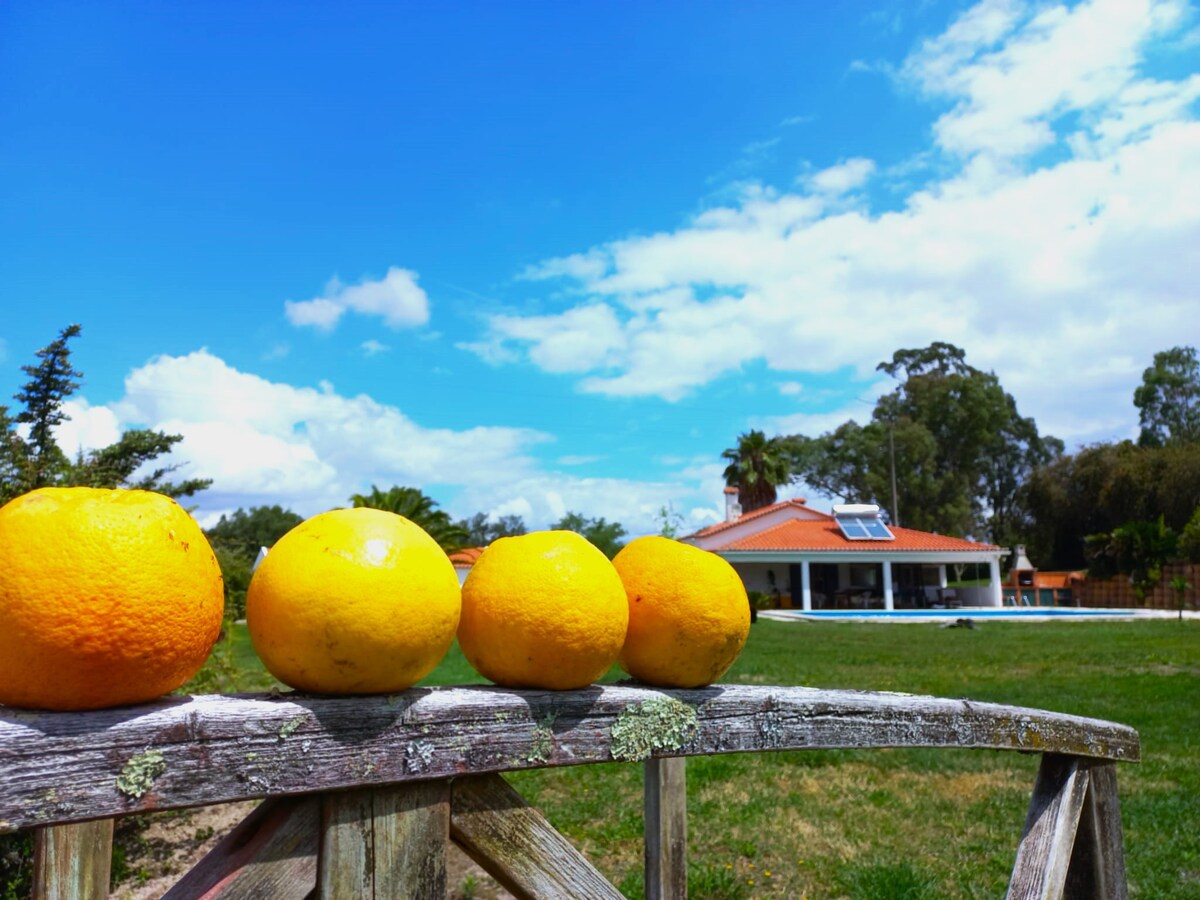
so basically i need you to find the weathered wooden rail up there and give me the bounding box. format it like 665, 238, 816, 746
0, 684, 1139, 898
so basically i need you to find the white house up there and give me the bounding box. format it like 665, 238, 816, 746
683, 489, 1008, 611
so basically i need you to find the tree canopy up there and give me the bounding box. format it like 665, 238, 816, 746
1134, 345, 1200, 447
551, 511, 627, 558
349, 485, 469, 551
721, 429, 792, 513
202, 505, 304, 621
1019, 440, 1200, 569
205, 505, 305, 558
0, 325, 211, 503
785, 342, 1060, 540
457, 512, 527, 547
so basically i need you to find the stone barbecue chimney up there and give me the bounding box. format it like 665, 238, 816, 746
1011, 544, 1036, 588
724, 486, 742, 522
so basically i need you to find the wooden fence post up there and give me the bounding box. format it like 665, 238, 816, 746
32, 819, 114, 900
1063, 764, 1129, 900
318, 780, 450, 899
644, 756, 687, 900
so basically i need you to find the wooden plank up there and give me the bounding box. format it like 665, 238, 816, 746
1063, 764, 1129, 900
371, 779, 450, 898
31, 818, 113, 900
1006, 754, 1091, 899
317, 781, 448, 899
0, 685, 1140, 832
450, 773, 622, 900
162, 796, 319, 899
644, 757, 687, 900
318, 789, 373, 898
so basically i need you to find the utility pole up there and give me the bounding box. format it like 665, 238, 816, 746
889, 422, 900, 527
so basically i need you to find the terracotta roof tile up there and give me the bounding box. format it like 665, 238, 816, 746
686, 499, 820, 539
448, 547, 485, 567
716, 518, 1001, 553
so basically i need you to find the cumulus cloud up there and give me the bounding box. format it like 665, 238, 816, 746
903, 0, 1192, 159
805, 158, 877, 194
76, 350, 723, 535
53, 399, 121, 457
285, 267, 429, 331
463, 0, 1200, 446
108, 350, 546, 517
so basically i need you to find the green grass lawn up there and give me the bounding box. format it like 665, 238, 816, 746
186, 619, 1199, 899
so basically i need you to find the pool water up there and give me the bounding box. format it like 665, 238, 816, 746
765, 607, 1156, 621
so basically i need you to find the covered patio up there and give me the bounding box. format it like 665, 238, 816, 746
683, 494, 1007, 611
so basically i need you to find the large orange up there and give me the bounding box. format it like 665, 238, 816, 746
246, 507, 461, 694
613, 536, 750, 688
0, 487, 225, 710
458, 530, 628, 689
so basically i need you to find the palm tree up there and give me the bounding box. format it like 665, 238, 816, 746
349, 485, 469, 552
721, 430, 793, 514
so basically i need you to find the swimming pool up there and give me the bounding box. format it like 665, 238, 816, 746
760, 607, 1174, 623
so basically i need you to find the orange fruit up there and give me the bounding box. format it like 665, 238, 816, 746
0, 487, 224, 711
613, 535, 750, 687
458, 531, 628, 689
246, 507, 461, 694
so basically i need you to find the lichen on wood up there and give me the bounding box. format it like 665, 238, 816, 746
610, 698, 698, 762
115, 750, 166, 799
526, 714, 556, 764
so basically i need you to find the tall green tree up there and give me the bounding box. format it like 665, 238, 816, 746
64, 429, 213, 498
721, 429, 793, 513
0, 325, 210, 503
205, 505, 305, 558
551, 511, 627, 558
457, 512, 527, 546
787, 342, 1058, 539
1085, 517, 1178, 603
350, 485, 469, 551
12, 323, 81, 489
204, 505, 304, 621
1134, 345, 1200, 447
1018, 441, 1200, 569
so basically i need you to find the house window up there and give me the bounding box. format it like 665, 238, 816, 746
850, 564, 878, 588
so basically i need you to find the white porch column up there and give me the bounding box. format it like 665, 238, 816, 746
882, 560, 894, 611
800, 560, 812, 611
988, 557, 1002, 607
938, 565, 948, 589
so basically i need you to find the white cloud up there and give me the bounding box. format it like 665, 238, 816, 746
53, 399, 121, 457
520, 250, 609, 282
108, 350, 547, 518
903, 0, 1191, 159
361, 339, 390, 357
73, 350, 724, 536
463, 304, 626, 374
454, 472, 702, 539
285, 267, 429, 331
461, 0, 1200, 447
806, 158, 877, 194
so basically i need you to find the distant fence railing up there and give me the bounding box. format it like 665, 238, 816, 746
1, 684, 1139, 899
1077, 562, 1200, 609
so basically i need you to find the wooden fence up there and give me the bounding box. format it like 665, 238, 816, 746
1077, 562, 1200, 610
0, 684, 1139, 899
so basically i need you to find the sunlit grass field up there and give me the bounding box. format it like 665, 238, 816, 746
195, 619, 1200, 898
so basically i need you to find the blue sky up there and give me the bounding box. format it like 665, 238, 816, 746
2, 0, 1198, 534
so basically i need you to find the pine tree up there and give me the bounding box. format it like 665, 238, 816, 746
0, 325, 210, 501
13, 323, 82, 489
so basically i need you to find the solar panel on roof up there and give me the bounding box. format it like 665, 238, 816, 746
836, 517, 870, 539
862, 518, 893, 539
835, 514, 895, 541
